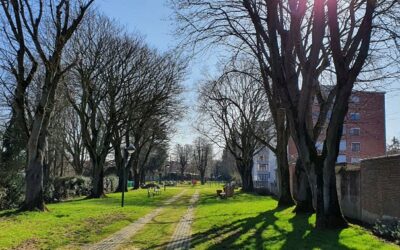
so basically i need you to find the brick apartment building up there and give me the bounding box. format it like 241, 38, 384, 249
288, 90, 386, 164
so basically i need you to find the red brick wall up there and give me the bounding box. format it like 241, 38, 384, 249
360, 155, 400, 224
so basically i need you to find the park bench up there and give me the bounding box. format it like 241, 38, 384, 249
216, 184, 235, 199
148, 186, 161, 197
216, 189, 227, 199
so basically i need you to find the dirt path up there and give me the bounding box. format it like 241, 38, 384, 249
83, 190, 187, 250
166, 190, 200, 250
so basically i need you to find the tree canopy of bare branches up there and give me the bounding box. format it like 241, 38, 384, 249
172, 0, 399, 228
0, 0, 94, 211
198, 64, 273, 191
192, 136, 212, 185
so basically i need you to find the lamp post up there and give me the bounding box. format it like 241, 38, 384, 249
164, 165, 170, 190
122, 144, 135, 207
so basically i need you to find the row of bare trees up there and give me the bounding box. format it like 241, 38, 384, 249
172, 0, 399, 228
0, 1, 185, 210
174, 136, 214, 184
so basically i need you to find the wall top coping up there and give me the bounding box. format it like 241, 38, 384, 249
361, 154, 400, 163
336, 165, 361, 173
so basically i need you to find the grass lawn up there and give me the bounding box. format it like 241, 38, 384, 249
121, 187, 198, 250
191, 187, 399, 250
0, 185, 398, 250
0, 187, 182, 249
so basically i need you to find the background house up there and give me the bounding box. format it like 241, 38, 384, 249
252, 146, 279, 196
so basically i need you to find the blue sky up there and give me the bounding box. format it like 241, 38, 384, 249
96, 0, 215, 148
96, 0, 400, 148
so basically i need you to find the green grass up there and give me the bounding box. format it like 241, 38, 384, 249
0, 187, 182, 249
122, 187, 198, 250
190, 187, 399, 250
0, 185, 398, 250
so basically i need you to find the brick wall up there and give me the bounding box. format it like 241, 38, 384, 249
360, 155, 400, 224
336, 165, 361, 221
331, 155, 400, 224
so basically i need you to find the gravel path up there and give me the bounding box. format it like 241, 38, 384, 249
166, 190, 200, 250
84, 190, 187, 250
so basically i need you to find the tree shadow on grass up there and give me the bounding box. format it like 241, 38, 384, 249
155, 205, 351, 250
196, 191, 276, 208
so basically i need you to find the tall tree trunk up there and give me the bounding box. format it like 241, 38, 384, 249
22, 120, 48, 211
293, 159, 314, 213
23, 156, 46, 211
180, 167, 185, 181
276, 146, 293, 206
319, 160, 345, 228
140, 170, 146, 184
276, 110, 294, 206
133, 169, 140, 189
302, 154, 346, 228
240, 164, 254, 192
114, 144, 125, 192
89, 158, 106, 198
22, 84, 54, 211
200, 171, 205, 185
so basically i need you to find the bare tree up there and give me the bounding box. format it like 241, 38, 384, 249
0, 0, 94, 210
63, 106, 87, 175
192, 137, 212, 185
198, 67, 273, 192
67, 15, 141, 198
175, 144, 192, 179
241, 0, 399, 227
172, 0, 294, 206
127, 51, 185, 189
173, 0, 399, 227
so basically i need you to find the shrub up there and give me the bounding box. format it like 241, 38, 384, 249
104, 175, 118, 193
373, 219, 400, 244
141, 183, 160, 189
0, 172, 25, 210
45, 176, 91, 202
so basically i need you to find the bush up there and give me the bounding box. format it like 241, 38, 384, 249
104, 175, 118, 193
0, 172, 25, 210
45, 176, 91, 202
164, 181, 176, 186
373, 219, 400, 244
141, 183, 160, 189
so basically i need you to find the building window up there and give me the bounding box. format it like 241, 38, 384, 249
350, 113, 360, 121
258, 173, 270, 181
351, 142, 361, 152
342, 125, 346, 135
350, 128, 360, 136
337, 155, 346, 163
259, 164, 268, 171
351, 157, 361, 163
339, 140, 347, 151
350, 95, 360, 103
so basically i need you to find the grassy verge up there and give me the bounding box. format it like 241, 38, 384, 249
1, 185, 397, 250
191, 187, 399, 250
121, 187, 198, 250
0, 187, 182, 249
